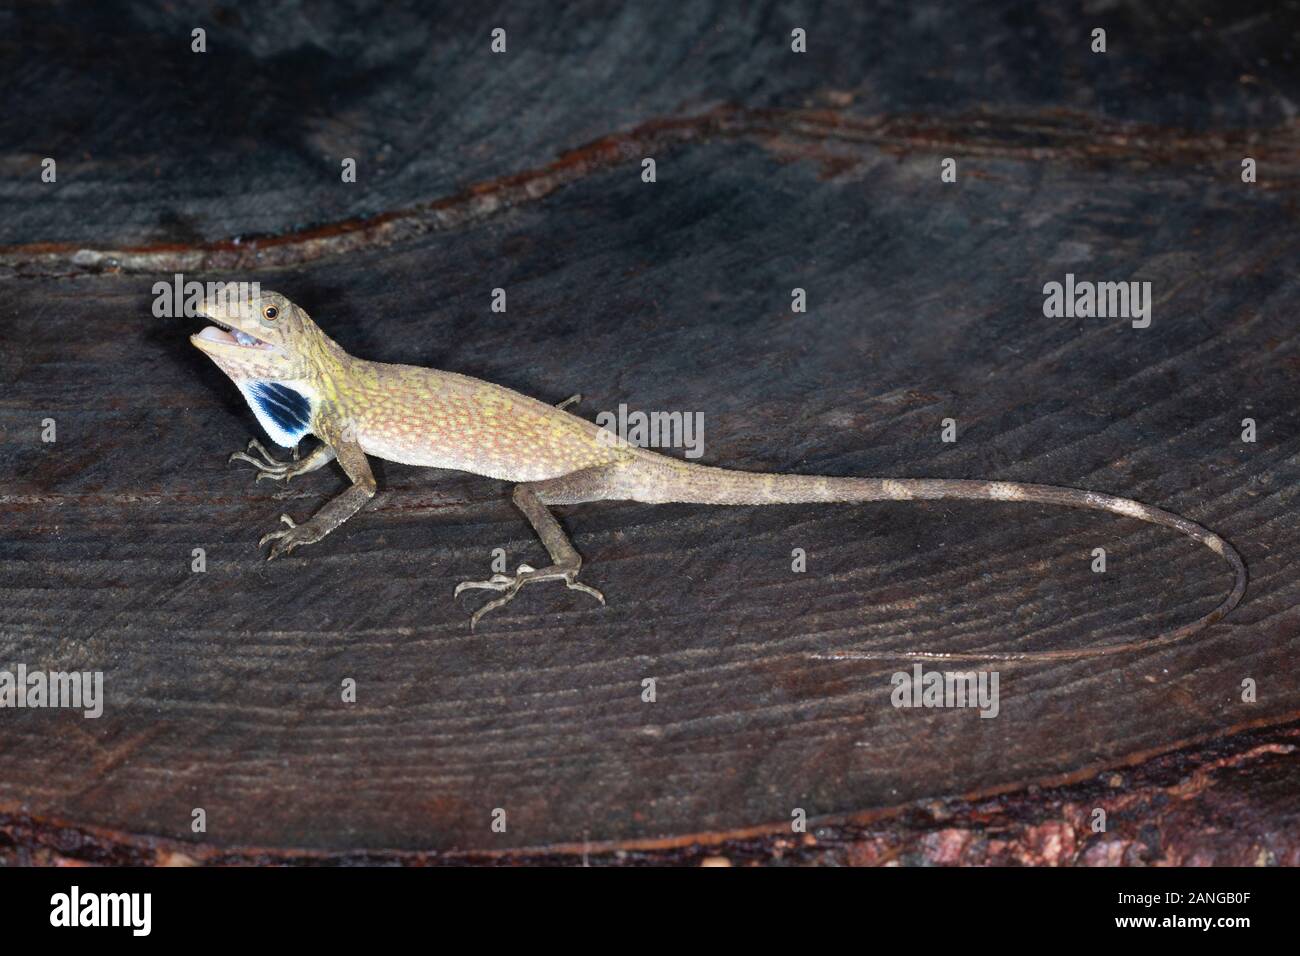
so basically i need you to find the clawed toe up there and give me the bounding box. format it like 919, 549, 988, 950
230, 450, 283, 471
258, 513, 297, 549
469, 593, 521, 630
566, 579, 606, 605
230, 439, 295, 478
231, 453, 291, 478
453, 573, 516, 596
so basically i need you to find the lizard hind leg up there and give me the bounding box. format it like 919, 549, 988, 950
455, 477, 607, 630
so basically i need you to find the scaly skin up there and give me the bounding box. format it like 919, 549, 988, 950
192, 290, 1245, 659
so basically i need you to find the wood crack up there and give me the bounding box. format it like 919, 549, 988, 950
2, 106, 1296, 278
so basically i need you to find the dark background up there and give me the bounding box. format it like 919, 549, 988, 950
0, 1, 1297, 864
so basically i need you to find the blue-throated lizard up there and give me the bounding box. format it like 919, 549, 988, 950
190, 290, 1246, 661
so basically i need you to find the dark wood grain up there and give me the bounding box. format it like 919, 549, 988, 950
1, 0, 1298, 860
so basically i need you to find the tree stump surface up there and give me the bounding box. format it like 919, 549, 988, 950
1, 1, 1297, 863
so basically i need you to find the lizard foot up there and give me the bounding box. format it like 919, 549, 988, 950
230, 439, 301, 483
258, 513, 323, 560
455, 563, 605, 630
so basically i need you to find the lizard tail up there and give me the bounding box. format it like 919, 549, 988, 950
621, 458, 1245, 662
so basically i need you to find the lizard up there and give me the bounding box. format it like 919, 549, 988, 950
189, 290, 1246, 661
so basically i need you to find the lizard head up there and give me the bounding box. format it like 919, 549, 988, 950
190, 289, 338, 447
190, 289, 333, 383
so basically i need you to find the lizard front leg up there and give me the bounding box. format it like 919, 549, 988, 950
230, 439, 336, 483
258, 438, 375, 560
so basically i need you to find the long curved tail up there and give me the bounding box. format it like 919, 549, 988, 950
620, 456, 1246, 662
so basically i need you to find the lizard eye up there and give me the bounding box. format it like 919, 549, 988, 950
263, 305, 279, 320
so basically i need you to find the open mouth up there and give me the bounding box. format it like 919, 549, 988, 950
194, 318, 276, 350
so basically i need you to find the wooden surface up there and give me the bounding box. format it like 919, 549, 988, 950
1, 1, 1298, 861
